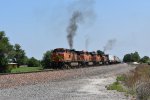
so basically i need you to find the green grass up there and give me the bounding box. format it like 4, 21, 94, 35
107, 81, 126, 92
106, 75, 135, 96
116, 75, 126, 81
11, 67, 43, 73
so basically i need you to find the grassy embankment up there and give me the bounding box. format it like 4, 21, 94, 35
106, 64, 150, 97
11, 67, 43, 73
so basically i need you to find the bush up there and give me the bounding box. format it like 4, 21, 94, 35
124, 64, 150, 88
122, 64, 150, 98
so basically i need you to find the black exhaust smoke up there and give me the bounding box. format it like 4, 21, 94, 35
67, 11, 83, 49
66, 0, 95, 49
104, 39, 117, 52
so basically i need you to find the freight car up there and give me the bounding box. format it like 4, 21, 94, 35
114, 56, 121, 64
104, 54, 115, 64
103, 54, 121, 64
51, 48, 120, 69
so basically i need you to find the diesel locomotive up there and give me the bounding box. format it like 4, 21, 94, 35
51, 48, 121, 69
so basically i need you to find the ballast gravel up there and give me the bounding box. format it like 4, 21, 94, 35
0, 63, 135, 100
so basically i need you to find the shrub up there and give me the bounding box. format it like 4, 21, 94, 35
124, 64, 150, 88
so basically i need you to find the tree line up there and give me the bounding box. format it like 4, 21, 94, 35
0, 31, 58, 72
0, 31, 40, 72
123, 51, 149, 63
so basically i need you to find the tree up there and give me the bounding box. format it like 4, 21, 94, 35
97, 50, 104, 55
7, 45, 16, 61
41, 50, 53, 68
123, 54, 132, 62
131, 52, 140, 62
140, 56, 149, 63
14, 44, 27, 66
123, 51, 140, 62
27, 57, 41, 67
0, 31, 12, 72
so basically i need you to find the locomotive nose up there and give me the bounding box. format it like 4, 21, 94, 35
52, 53, 64, 62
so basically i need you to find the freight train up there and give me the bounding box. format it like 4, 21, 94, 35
51, 48, 121, 69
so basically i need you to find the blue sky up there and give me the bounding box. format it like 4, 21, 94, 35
0, 0, 150, 60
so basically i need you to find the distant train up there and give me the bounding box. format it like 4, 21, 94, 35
51, 48, 121, 69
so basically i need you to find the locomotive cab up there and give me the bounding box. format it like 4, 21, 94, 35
51, 48, 65, 62
51, 48, 78, 69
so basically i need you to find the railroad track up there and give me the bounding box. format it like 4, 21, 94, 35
0, 64, 118, 75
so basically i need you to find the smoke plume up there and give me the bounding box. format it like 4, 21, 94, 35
104, 39, 117, 52
67, 11, 83, 49
66, 0, 95, 49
